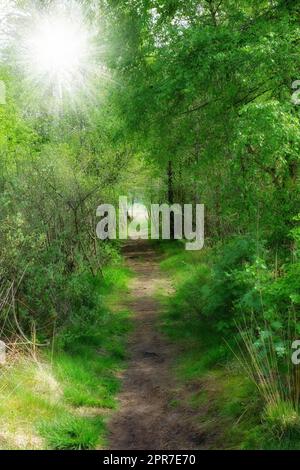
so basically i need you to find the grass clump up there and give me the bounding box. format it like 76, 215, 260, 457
264, 401, 300, 440
39, 415, 104, 450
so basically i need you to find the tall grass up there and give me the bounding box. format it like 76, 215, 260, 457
235, 317, 300, 439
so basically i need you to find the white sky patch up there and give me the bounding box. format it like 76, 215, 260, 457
171, 16, 191, 29
0, 0, 20, 53
150, 7, 160, 26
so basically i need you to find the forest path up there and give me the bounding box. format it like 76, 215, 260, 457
107, 240, 202, 450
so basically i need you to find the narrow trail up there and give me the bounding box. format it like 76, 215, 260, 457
108, 241, 202, 450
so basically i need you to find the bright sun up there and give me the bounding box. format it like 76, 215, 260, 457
29, 18, 88, 77
21, 3, 96, 100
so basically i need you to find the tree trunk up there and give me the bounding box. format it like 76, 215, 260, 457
167, 160, 175, 239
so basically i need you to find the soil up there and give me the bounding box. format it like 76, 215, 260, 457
107, 241, 206, 450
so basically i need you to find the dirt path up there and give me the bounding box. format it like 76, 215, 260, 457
108, 241, 201, 450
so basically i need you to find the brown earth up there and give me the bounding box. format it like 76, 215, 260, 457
107, 240, 207, 450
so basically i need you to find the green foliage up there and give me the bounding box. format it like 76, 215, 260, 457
0, 0, 300, 451
159, 237, 300, 448
0, 260, 132, 450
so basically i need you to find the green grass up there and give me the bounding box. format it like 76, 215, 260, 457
0, 259, 133, 450
54, 351, 121, 408
39, 415, 105, 450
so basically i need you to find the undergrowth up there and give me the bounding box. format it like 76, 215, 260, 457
0, 261, 132, 450
156, 238, 300, 450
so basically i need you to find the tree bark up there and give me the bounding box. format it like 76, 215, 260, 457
167, 160, 175, 239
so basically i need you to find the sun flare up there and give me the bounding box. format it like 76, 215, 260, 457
28, 18, 88, 78
20, 3, 97, 100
